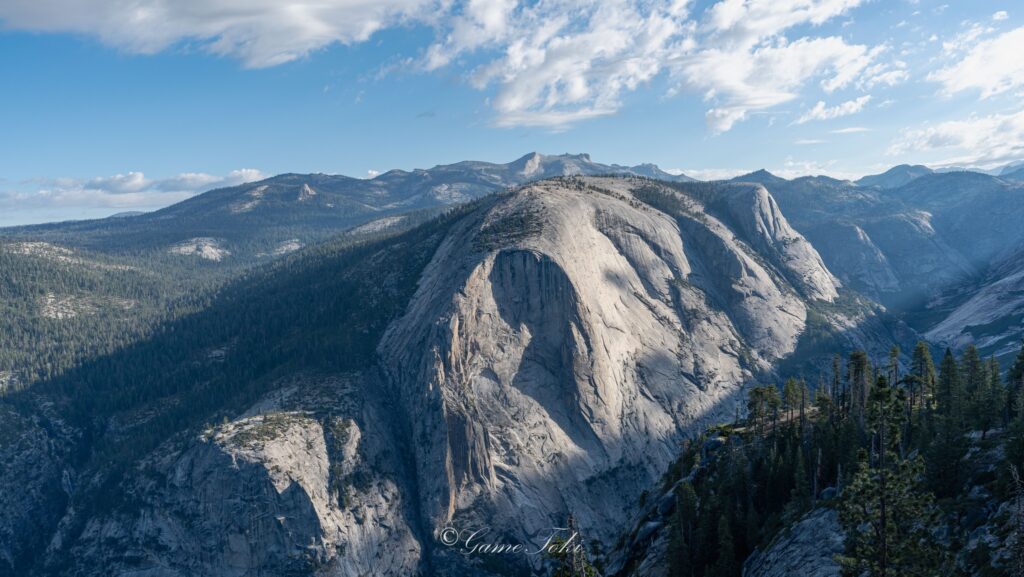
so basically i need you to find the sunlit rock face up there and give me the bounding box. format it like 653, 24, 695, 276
6, 176, 852, 577
379, 177, 840, 567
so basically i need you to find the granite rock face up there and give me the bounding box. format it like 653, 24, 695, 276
40, 375, 421, 577
743, 509, 844, 577
0, 404, 76, 575
2, 176, 854, 576
378, 177, 840, 568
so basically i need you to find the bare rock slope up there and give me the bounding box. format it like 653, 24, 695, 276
379, 177, 841, 566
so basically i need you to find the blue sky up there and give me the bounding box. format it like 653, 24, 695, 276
1, 0, 1022, 225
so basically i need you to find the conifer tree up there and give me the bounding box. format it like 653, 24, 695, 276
668, 482, 699, 577
909, 341, 936, 414
937, 349, 965, 427
928, 352, 968, 498
1010, 342, 1024, 422
977, 357, 1004, 439
838, 377, 947, 577
710, 515, 737, 577
962, 344, 988, 430
832, 353, 845, 418
848, 351, 873, 431
790, 449, 812, 511
783, 378, 801, 423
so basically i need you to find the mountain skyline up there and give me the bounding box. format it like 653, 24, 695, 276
3, 150, 1024, 227
2, 0, 1022, 224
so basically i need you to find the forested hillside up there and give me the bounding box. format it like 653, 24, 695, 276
626, 343, 1024, 577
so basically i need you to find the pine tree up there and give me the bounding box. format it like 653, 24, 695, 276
790, 449, 812, 512
546, 515, 598, 577
668, 482, 699, 577
887, 345, 900, 387
848, 351, 873, 431
783, 378, 801, 423
838, 376, 947, 577
937, 349, 965, 428
1010, 342, 1024, 422
909, 341, 936, 414
962, 344, 988, 431
832, 353, 845, 419
978, 357, 1004, 439
710, 515, 737, 577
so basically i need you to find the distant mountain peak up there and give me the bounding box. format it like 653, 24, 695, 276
731, 169, 787, 185
855, 164, 933, 189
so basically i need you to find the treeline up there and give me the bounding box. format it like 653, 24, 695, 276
664, 342, 1024, 577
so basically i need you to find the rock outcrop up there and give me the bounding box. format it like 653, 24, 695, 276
742, 509, 844, 577
41, 375, 421, 577
378, 177, 840, 570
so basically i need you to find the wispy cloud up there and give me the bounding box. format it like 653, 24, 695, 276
774, 157, 856, 180
0, 0, 439, 68
0, 169, 265, 217
831, 126, 871, 133
930, 26, 1024, 99
796, 95, 871, 124
0, 0, 904, 132
888, 110, 1024, 168
674, 167, 751, 181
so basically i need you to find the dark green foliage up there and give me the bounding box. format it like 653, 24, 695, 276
0, 200, 485, 508
837, 377, 948, 577
662, 346, 1010, 577
1010, 343, 1024, 420
0, 243, 219, 390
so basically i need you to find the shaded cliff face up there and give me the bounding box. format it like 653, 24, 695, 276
378, 177, 841, 562
41, 375, 422, 577
925, 245, 1024, 360
749, 172, 1024, 312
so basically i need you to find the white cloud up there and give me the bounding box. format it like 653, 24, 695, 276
774, 157, 856, 179
831, 126, 871, 133
704, 0, 863, 46
796, 95, 871, 123
993, 11, 1009, 21
0, 0, 439, 68
1, 169, 265, 215
675, 37, 891, 133
929, 26, 1024, 98
452, 0, 693, 130
666, 0, 901, 133
795, 138, 827, 144
888, 110, 1024, 168
674, 167, 751, 181
0, 0, 901, 132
